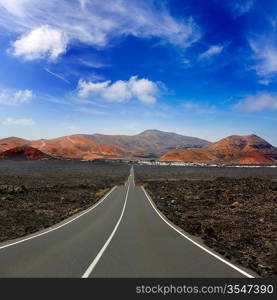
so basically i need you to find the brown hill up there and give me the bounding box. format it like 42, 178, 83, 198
30, 135, 129, 159
160, 148, 217, 163
208, 135, 276, 159
160, 135, 277, 165
0, 135, 129, 160
0, 130, 211, 159
1, 132, 275, 164
87, 130, 211, 156
0, 146, 51, 160
232, 152, 274, 165
0, 137, 29, 152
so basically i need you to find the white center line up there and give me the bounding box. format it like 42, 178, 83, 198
82, 172, 131, 278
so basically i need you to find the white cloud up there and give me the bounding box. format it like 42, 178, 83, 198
250, 39, 277, 78
102, 80, 132, 102
2, 117, 36, 126
75, 107, 109, 115
79, 59, 108, 69
0, 0, 32, 17
232, 0, 254, 16
0, 89, 34, 105
77, 76, 160, 104
79, 0, 87, 11
10, 25, 67, 61
258, 79, 270, 86
0, 0, 200, 61
235, 93, 277, 111
199, 45, 224, 60
182, 58, 191, 68
183, 101, 217, 114
78, 80, 111, 98
14, 89, 33, 102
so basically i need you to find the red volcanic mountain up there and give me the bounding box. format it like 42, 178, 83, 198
0, 146, 51, 160
160, 148, 218, 163
160, 135, 277, 165
0, 135, 131, 159
30, 135, 131, 159
0, 137, 29, 152
87, 130, 211, 155
0, 132, 276, 164
0, 130, 211, 160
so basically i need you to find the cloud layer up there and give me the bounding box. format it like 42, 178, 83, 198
2, 117, 35, 126
77, 76, 160, 104
235, 93, 277, 111
0, 89, 33, 105
183, 101, 217, 114
250, 39, 277, 80
0, 0, 200, 61
198, 45, 224, 61
232, 0, 254, 16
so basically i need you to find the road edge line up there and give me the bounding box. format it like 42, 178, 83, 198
142, 186, 255, 278
0, 186, 118, 250
82, 175, 131, 278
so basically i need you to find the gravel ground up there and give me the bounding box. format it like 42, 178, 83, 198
134, 164, 277, 181
135, 165, 277, 278
0, 160, 130, 242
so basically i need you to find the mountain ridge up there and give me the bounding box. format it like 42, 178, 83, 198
1, 131, 276, 164
160, 134, 277, 164
0, 130, 211, 160
0, 146, 51, 160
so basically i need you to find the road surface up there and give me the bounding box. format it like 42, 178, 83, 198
0, 167, 255, 278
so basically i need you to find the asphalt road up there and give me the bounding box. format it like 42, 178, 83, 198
0, 167, 255, 277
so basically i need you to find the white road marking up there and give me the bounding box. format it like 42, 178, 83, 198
82, 174, 131, 278
0, 186, 117, 250
142, 187, 255, 278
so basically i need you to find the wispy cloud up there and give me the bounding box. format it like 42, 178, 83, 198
44, 67, 70, 84
79, 59, 108, 69
77, 76, 161, 104
198, 45, 224, 61
0, 89, 34, 105
0, 0, 201, 61
2, 117, 36, 126
234, 92, 277, 111
182, 101, 217, 114
75, 107, 110, 115
232, 0, 254, 16
144, 111, 168, 118
258, 79, 271, 86
250, 38, 277, 82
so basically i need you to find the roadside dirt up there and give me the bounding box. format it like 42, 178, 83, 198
0, 160, 129, 243
141, 176, 277, 278
134, 164, 277, 181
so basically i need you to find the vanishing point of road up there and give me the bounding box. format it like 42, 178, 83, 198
0, 167, 256, 278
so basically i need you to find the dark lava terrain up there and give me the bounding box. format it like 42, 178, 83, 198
0, 160, 129, 243
135, 165, 277, 277
134, 164, 277, 181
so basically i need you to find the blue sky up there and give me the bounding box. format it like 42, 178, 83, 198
0, 0, 276, 145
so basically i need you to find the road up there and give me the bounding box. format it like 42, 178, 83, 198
0, 167, 255, 277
